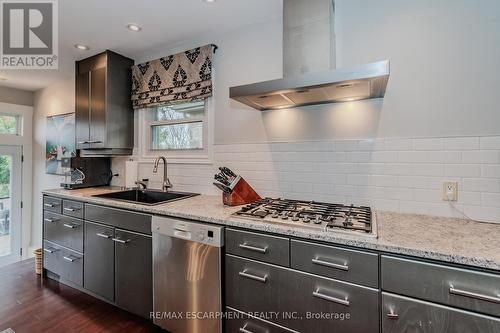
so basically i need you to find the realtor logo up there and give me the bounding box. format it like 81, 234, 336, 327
0, 0, 58, 69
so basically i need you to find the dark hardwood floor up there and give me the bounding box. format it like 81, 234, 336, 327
0, 259, 163, 333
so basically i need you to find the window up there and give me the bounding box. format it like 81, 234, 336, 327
0, 114, 19, 135
149, 100, 206, 151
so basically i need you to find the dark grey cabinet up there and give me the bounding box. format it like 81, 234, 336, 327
75, 50, 134, 155
382, 292, 500, 333
115, 229, 153, 319
43, 211, 83, 252
84, 221, 115, 302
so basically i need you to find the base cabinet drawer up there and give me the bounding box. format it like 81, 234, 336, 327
226, 229, 290, 266
43, 212, 83, 252
226, 255, 379, 333
43, 240, 83, 286
62, 200, 84, 219
382, 292, 500, 333
226, 308, 297, 333
382, 255, 500, 317
43, 196, 62, 214
291, 239, 379, 288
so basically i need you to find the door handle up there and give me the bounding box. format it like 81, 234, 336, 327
96, 233, 111, 239
238, 269, 268, 283
386, 312, 399, 320
44, 203, 58, 208
44, 218, 58, 223
112, 237, 130, 244
312, 257, 349, 271
64, 207, 77, 212
449, 285, 500, 304
63, 223, 77, 229
312, 289, 350, 306
238, 243, 268, 254
43, 248, 57, 254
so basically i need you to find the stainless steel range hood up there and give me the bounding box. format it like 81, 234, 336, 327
229, 0, 390, 111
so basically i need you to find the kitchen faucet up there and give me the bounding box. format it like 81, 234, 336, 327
153, 156, 172, 192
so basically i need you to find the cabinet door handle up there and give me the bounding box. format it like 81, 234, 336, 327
63, 223, 77, 229
77, 140, 102, 144
87, 140, 102, 144
44, 218, 58, 223
238, 243, 268, 254
64, 207, 77, 212
312, 289, 350, 306
96, 233, 111, 239
112, 238, 130, 244
43, 248, 56, 254
386, 312, 399, 320
449, 285, 500, 304
63, 256, 78, 262
238, 269, 268, 283
312, 257, 349, 271
44, 203, 57, 208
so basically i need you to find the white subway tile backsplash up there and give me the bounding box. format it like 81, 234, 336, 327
444, 137, 480, 150
414, 138, 444, 151
113, 135, 500, 222
480, 136, 500, 150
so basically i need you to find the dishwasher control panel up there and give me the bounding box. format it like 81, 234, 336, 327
152, 216, 224, 247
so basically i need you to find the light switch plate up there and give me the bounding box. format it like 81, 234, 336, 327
442, 181, 458, 201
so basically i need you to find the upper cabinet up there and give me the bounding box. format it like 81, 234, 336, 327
76, 50, 134, 156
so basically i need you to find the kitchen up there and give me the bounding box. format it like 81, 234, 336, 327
0, 0, 500, 332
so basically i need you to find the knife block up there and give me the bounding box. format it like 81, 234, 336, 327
222, 176, 261, 206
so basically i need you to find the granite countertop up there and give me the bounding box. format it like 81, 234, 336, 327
43, 187, 500, 271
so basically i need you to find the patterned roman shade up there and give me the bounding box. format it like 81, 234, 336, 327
131, 44, 215, 109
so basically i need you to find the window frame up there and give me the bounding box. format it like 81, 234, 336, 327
138, 97, 213, 164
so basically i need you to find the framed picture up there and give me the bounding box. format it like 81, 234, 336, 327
46, 113, 76, 175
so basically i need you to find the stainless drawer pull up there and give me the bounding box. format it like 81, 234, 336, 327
44, 203, 58, 208
238, 269, 268, 283
44, 218, 58, 223
96, 233, 111, 239
112, 238, 130, 244
239, 325, 257, 333
43, 248, 57, 254
77, 140, 102, 144
239, 243, 268, 254
386, 312, 399, 320
63, 223, 77, 229
312, 289, 350, 306
449, 285, 500, 304
312, 257, 349, 271
64, 207, 78, 212
63, 256, 78, 262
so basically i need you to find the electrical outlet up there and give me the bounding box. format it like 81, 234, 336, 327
442, 181, 458, 201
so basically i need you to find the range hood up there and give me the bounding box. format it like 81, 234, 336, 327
230, 60, 389, 111
229, 0, 390, 111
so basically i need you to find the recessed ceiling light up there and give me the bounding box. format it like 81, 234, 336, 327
127, 24, 142, 32
74, 44, 89, 50
204, 0, 216, 3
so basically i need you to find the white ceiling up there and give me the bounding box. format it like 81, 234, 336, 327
0, 0, 282, 91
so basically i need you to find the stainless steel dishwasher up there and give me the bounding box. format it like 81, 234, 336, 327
152, 216, 224, 333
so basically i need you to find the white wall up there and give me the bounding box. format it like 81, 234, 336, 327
31, 76, 75, 250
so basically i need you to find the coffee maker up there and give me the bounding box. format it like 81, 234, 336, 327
60, 156, 111, 189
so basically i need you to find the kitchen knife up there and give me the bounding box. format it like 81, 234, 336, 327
213, 182, 232, 193
214, 174, 231, 186
221, 167, 237, 178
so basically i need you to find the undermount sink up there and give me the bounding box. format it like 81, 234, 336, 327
93, 189, 199, 205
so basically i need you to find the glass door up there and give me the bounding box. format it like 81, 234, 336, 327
0, 146, 22, 267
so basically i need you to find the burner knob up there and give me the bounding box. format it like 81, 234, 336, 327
314, 215, 322, 224
271, 211, 279, 218
291, 213, 299, 222
302, 216, 310, 223
281, 212, 288, 220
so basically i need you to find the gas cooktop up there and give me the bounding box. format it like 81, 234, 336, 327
233, 198, 376, 237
